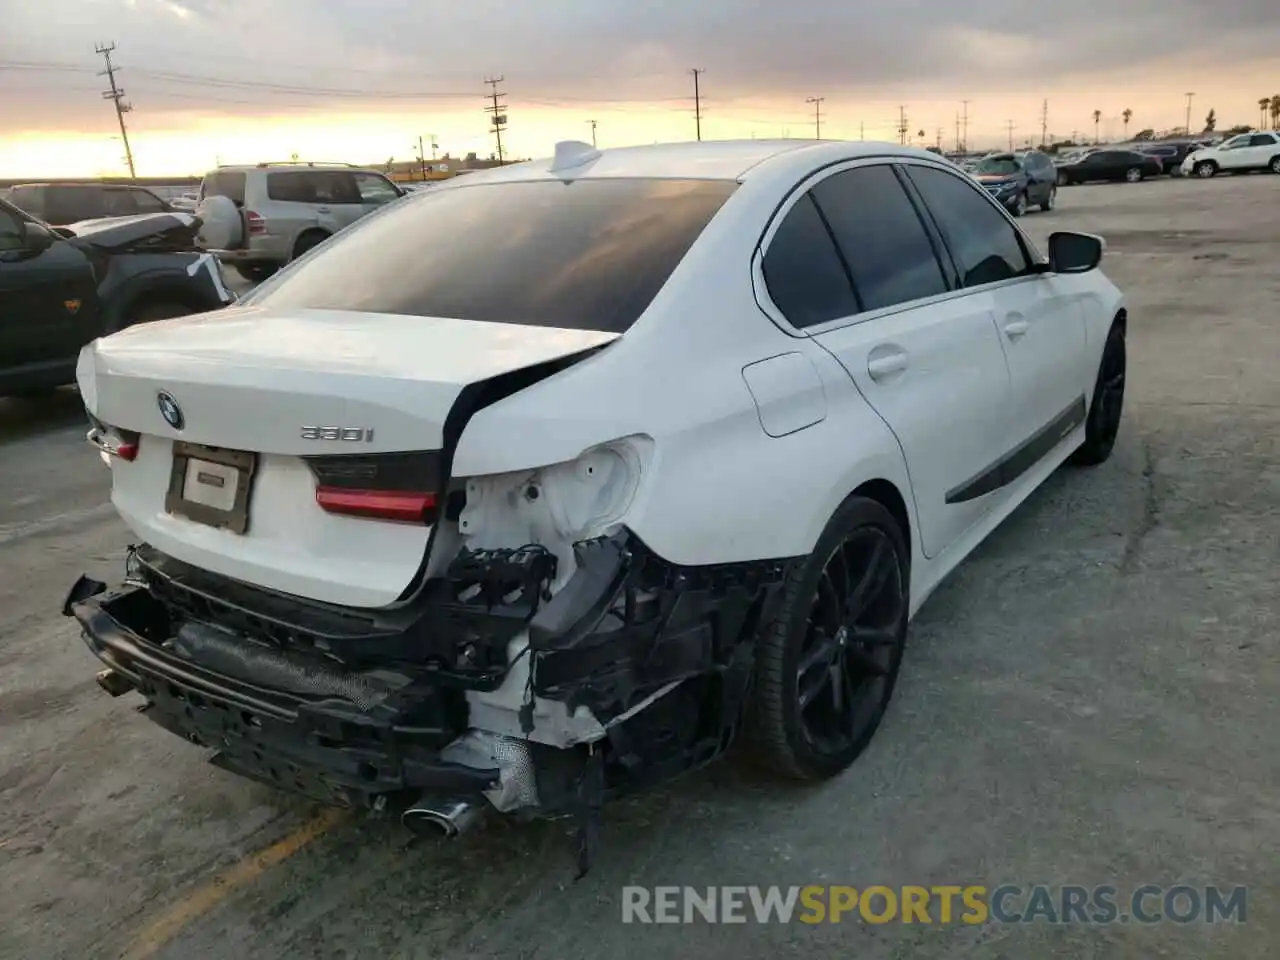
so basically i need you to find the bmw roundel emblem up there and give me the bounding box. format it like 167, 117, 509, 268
157, 390, 184, 430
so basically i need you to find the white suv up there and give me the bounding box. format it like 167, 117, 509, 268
195, 162, 406, 282
1181, 131, 1280, 178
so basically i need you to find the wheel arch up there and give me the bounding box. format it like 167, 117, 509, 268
292, 227, 331, 260
102, 270, 216, 332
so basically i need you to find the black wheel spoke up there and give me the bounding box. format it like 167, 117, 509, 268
798, 629, 838, 676
798, 661, 832, 710
843, 646, 889, 678
846, 538, 891, 617
851, 624, 899, 648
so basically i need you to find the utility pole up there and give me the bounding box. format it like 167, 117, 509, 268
859, 120, 864, 140
690, 68, 705, 141
1005, 119, 1016, 150
897, 105, 908, 145
95, 42, 135, 177
416, 135, 427, 180
935, 127, 943, 150
806, 97, 824, 139
955, 112, 961, 152
587, 119, 597, 147
483, 76, 507, 164
1184, 92, 1195, 135
961, 99, 971, 153
1041, 99, 1049, 148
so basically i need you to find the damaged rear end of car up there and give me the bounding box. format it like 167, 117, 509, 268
63, 168, 786, 865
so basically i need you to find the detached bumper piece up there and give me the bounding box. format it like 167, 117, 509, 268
66, 579, 493, 810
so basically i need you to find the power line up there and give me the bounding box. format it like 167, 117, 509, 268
690, 68, 705, 141
95, 42, 135, 178
483, 76, 507, 164
805, 96, 824, 140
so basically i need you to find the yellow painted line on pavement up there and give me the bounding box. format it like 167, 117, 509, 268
121, 807, 348, 960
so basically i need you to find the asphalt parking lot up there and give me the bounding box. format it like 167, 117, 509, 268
2, 173, 1278, 959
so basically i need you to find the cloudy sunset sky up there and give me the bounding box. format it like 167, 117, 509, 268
2, 0, 1278, 177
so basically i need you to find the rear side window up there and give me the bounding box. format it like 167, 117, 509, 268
249, 178, 737, 333
905, 165, 1032, 288
202, 171, 246, 206
762, 195, 859, 328
102, 189, 138, 217
132, 189, 167, 213
45, 186, 104, 224
267, 171, 361, 204
811, 165, 948, 312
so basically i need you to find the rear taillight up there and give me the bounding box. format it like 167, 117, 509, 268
306, 451, 443, 524
86, 421, 139, 463
245, 210, 266, 234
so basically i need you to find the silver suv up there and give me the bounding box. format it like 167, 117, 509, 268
195, 162, 405, 282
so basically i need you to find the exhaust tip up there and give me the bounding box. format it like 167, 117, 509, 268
401, 798, 483, 838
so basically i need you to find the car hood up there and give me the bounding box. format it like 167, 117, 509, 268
973, 173, 1022, 184
67, 212, 200, 253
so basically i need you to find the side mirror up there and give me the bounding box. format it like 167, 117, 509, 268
23, 221, 56, 255
1048, 231, 1103, 273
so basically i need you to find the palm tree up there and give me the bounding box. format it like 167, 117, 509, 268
1205, 108, 1217, 133
1271, 96, 1280, 130
1092, 110, 1102, 144
1259, 97, 1271, 130
1122, 108, 1133, 138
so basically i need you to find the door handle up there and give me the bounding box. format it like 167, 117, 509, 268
867, 351, 909, 380
1003, 316, 1029, 339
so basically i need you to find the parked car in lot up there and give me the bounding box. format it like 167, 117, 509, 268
1055, 149, 1163, 185
1134, 142, 1197, 175
65, 140, 1127, 864
5, 182, 175, 225
195, 161, 407, 282
0, 198, 233, 396
1181, 131, 1280, 177
969, 150, 1057, 215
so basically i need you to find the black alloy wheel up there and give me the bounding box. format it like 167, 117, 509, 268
1071, 322, 1126, 466
743, 497, 909, 780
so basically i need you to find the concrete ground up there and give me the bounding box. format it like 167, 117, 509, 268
1, 173, 1277, 959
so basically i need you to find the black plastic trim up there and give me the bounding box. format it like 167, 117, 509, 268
946, 394, 1087, 504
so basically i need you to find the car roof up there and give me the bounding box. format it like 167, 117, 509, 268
432, 139, 952, 187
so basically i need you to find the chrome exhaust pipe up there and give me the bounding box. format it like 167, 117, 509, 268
401, 797, 483, 838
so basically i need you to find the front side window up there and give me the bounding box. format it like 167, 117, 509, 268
248, 177, 737, 334
8, 186, 44, 220
132, 190, 167, 213
761, 194, 859, 329
905, 165, 1033, 288
0, 205, 24, 252
810, 165, 948, 312
354, 172, 401, 204
1222, 135, 1250, 149
102, 190, 138, 217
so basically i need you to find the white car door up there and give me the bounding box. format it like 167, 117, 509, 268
1216, 134, 1254, 171
903, 162, 1091, 479
1242, 132, 1279, 169
756, 161, 1014, 560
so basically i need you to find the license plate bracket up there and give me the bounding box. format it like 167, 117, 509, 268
165, 441, 257, 535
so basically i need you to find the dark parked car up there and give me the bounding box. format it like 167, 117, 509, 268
0, 198, 233, 396
1135, 142, 1196, 175
5, 182, 174, 226
968, 151, 1058, 215
1055, 150, 1164, 185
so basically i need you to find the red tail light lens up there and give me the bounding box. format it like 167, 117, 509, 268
245, 210, 266, 234
315, 487, 437, 523
86, 421, 140, 462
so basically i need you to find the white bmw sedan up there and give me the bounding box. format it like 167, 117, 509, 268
67, 138, 1126, 856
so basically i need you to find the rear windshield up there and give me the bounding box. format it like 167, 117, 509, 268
201, 171, 246, 206
247, 177, 738, 333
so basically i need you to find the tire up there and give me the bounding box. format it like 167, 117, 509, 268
1269, 156, 1280, 175
1125, 167, 1143, 183
292, 231, 329, 260
1195, 160, 1218, 179
1070, 322, 1126, 467
742, 496, 910, 780
1040, 186, 1057, 212
1011, 192, 1028, 217
233, 263, 278, 283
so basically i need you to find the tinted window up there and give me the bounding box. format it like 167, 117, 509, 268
0, 205, 23, 252
201, 171, 246, 206
811, 165, 948, 311
1249, 134, 1277, 146
905, 165, 1032, 288
354, 172, 401, 204
975, 156, 1022, 175
102, 189, 138, 217
249, 178, 737, 333
762, 195, 859, 328
267, 171, 360, 204
45, 186, 103, 224
132, 189, 167, 213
